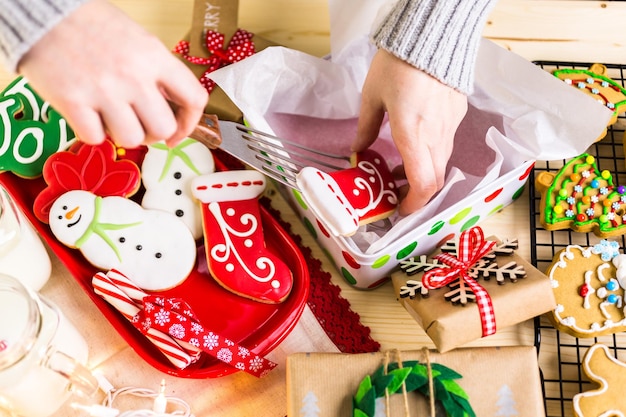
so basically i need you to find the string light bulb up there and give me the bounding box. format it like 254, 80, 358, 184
152, 379, 168, 414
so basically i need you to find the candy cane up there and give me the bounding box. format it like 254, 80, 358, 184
92, 272, 195, 369
104, 270, 203, 359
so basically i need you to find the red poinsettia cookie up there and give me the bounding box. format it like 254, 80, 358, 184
33, 140, 141, 223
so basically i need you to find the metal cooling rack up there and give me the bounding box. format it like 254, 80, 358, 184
529, 61, 626, 417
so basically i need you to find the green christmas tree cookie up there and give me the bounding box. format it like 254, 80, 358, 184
535, 153, 626, 237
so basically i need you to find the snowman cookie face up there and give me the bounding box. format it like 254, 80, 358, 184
141, 139, 215, 240
50, 190, 197, 291
49, 190, 98, 246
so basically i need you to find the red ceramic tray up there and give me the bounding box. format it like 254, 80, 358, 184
0, 153, 309, 378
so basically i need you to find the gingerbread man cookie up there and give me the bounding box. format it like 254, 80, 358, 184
546, 240, 626, 338
535, 153, 626, 238
296, 149, 398, 237
49, 190, 196, 291
573, 343, 626, 416
192, 170, 293, 304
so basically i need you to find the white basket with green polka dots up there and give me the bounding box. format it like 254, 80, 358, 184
279, 160, 534, 289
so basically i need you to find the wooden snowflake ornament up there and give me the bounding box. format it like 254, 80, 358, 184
397, 227, 527, 339
399, 232, 525, 304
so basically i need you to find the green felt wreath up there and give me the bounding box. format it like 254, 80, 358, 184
352, 360, 475, 417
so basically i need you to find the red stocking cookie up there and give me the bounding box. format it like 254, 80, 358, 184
296, 150, 398, 237
191, 170, 293, 304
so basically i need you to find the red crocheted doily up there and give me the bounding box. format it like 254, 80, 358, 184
217, 147, 379, 353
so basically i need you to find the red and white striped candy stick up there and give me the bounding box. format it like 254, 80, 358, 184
105, 270, 203, 360
92, 272, 194, 369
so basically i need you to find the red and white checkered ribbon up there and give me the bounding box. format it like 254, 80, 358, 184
132, 295, 277, 378
172, 29, 255, 93
422, 226, 497, 337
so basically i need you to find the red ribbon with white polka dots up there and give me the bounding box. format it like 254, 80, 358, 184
422, 227, 497, 337
132, 295, 277, 378
173, 29, 255, 93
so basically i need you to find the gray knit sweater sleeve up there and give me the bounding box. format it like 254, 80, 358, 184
0, 0, 87, 72
373, 0, 498, 95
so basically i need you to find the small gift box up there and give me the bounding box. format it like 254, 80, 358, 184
390, 226, 556, 352
173, 0, 279, 122
286, 346, 545, 417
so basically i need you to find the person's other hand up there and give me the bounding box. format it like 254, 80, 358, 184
353, 49, 468, 215
18, 0, 208, 148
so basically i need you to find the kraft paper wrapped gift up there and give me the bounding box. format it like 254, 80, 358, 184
286, 346, 545, 417
390, 229, 556, 353
173, 0, 279, 121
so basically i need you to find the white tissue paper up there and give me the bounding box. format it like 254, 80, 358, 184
209, 0, 612, 288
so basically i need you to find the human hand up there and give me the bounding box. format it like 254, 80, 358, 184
17, 0, 208, 149
352, 49, 468, 216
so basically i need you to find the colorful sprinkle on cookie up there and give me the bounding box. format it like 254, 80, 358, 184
546, 241, 626, 338
535, 153, 626, 238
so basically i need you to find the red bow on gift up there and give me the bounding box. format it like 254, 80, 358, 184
132, 295, 277, 378
422, 226, 497, 337
173, 29, 255, 93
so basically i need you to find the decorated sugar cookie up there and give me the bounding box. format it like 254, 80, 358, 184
546, 240, 626, 338
192, 170, 293, 304
554, 64, 626, 136
573, 343, 626, 416
296, 150, 398, 237
33, 140, 141, 223
49, 190, 196, 291
0, 77, 75, 177
535, 153, 626, 238
141, 138, 215, 240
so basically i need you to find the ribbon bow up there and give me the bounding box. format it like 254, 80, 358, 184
422, 227, 497, 337
173, 29, 255, 93
132, 295, 277, 378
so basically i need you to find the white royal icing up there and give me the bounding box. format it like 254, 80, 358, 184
550, 245, 626, 336
141, 139, 215, 240
49, 190, 196, 291
573, 344, 626, 417
296, 167, 359, 237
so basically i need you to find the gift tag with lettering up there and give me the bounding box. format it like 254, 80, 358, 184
189, 0, 240, 57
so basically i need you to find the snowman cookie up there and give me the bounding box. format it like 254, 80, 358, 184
192, 170, 293, 304
141, 138, 215, 240
296, 150, 398, 237
49, 190, 196, 291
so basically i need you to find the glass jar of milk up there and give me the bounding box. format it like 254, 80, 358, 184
0, 186, 51, 291
0, 273, 97, 417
